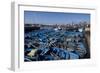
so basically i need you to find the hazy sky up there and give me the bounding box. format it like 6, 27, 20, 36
24, 11, 90, 24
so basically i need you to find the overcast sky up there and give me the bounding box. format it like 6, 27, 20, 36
24, 11, 90, 24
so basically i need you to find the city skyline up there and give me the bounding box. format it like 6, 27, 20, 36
24, 11, 90, 25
